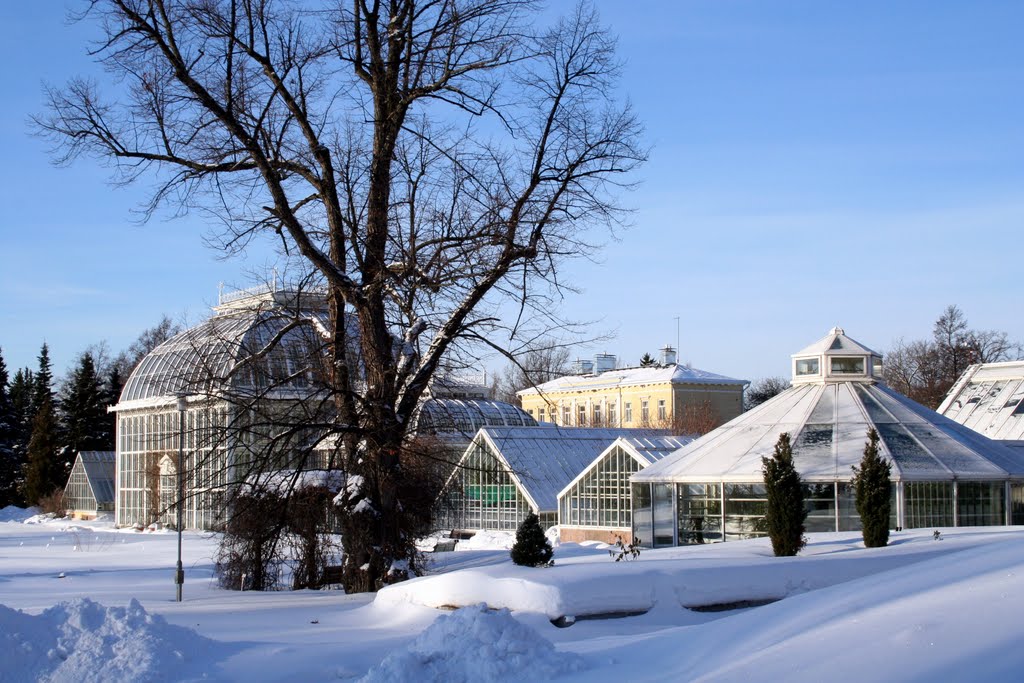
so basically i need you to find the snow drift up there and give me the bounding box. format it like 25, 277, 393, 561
0, 598, 221, 683
359, 603, 585, 683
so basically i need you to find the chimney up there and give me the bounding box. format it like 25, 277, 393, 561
659, 345, 677, 367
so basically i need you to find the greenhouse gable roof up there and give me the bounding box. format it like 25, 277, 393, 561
465, 426, 672, 512
557, 435, 693, 500
75, 451, 116, 505
938, 361, 1024, 441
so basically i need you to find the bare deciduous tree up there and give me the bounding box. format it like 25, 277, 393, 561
745, 376, 789, 410
885, 305, 1021, 409
491, 344, 571, 404
37, 0, 644, 592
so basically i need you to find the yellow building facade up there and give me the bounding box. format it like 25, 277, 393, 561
517, 351, 746, 433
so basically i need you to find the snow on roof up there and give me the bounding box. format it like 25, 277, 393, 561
938, 361, 1024, 441
517, 363, 745, 397
634, 381, 1024, 484
466, 426, 672, 512
75, 451, 116, 504
557, 435, 694, 499
791, 326, 880, 359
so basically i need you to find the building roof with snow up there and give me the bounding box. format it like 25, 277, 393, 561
635, 328, 1024, 484
938, 361, 1024, 446
452, 426, 672, 513
517, 363, 746, 397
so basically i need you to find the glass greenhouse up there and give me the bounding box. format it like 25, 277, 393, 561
557, 436, 691, 543
63, 451, 116, 520
435, 426, 671, 532
632, 327, 1024, 547
111, 285, 333, 530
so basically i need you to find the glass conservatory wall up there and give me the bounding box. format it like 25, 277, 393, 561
631, 483, 652, 547
117, 406, 230, 530
677, 483, 722, 544
1012, 484, 1024, 525
64, 463, 98, 513
724, 483, 768, 541
903, 482, 954, 528
437, 444, 535, 531
558, 446, 640, 530
956, 482, 1006, 527
803, 483, 837, 533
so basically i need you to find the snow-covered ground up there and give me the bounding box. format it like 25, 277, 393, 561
2, 505, 1023, 682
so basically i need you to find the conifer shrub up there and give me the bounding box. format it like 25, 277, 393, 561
761, 432, 807, 557
852, 428, 892, 548
510, 512, 554, 567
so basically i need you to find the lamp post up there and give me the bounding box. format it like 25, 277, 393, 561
175, 394, 187, 602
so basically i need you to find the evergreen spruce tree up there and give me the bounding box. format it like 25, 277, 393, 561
101, 365, 123, 449
639, 353, 657, 368
8, 368, 35, 504
761, 432, 807, 557
0, 348, 19, 507
22, 397, 66, 505
852, 428, 892, 548
60, 352, 111, 454
32, 343, 55, 416
510, 512, 554, 567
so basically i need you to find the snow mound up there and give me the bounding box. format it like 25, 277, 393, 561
0, 598, 220, 683
359, 603, 585, 683
0, 505, 39, 523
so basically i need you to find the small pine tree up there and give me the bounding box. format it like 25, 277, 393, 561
762, 432, 807, 557
639, 353, 657, 368
852, 428, 892, 548
510, 512, 553, 567
32, 343, 55, 416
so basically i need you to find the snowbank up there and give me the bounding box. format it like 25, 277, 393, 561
359, 603, 585, 683
0, 505, 39, 523
0, 598, 222, 683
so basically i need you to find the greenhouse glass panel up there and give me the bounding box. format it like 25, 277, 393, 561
677, 483, 722, 544
803, 483, 837, 533
1011, 484, 1024, 525
653, 483, 675, 547
632, 483, 653, 548
903, 482, 953, 528
836, 482, 860, 531
724, 483, 767, 541
957, 482, 1005, 527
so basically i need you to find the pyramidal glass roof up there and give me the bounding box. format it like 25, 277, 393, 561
636, 328, 1024, 484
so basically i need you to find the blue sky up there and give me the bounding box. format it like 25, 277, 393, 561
1, 1, 1022, 383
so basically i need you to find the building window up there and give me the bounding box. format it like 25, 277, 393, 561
641, 399, 649, 424
795, 358, 819, 376
593, 403, 602, 426
657, 399, 667, 421
624, 402, 632, 423
538, 407, 545, 422
830, 357, 865, 374
577, 404, 587, 426
562, 405, 571, 426
527, 408, 534, 416
608, 402, 617, 427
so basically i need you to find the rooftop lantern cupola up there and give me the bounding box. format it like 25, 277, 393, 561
790, 326, 883, 385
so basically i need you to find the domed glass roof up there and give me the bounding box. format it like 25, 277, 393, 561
413, 398, 538, 435
118, 307, 328, 405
